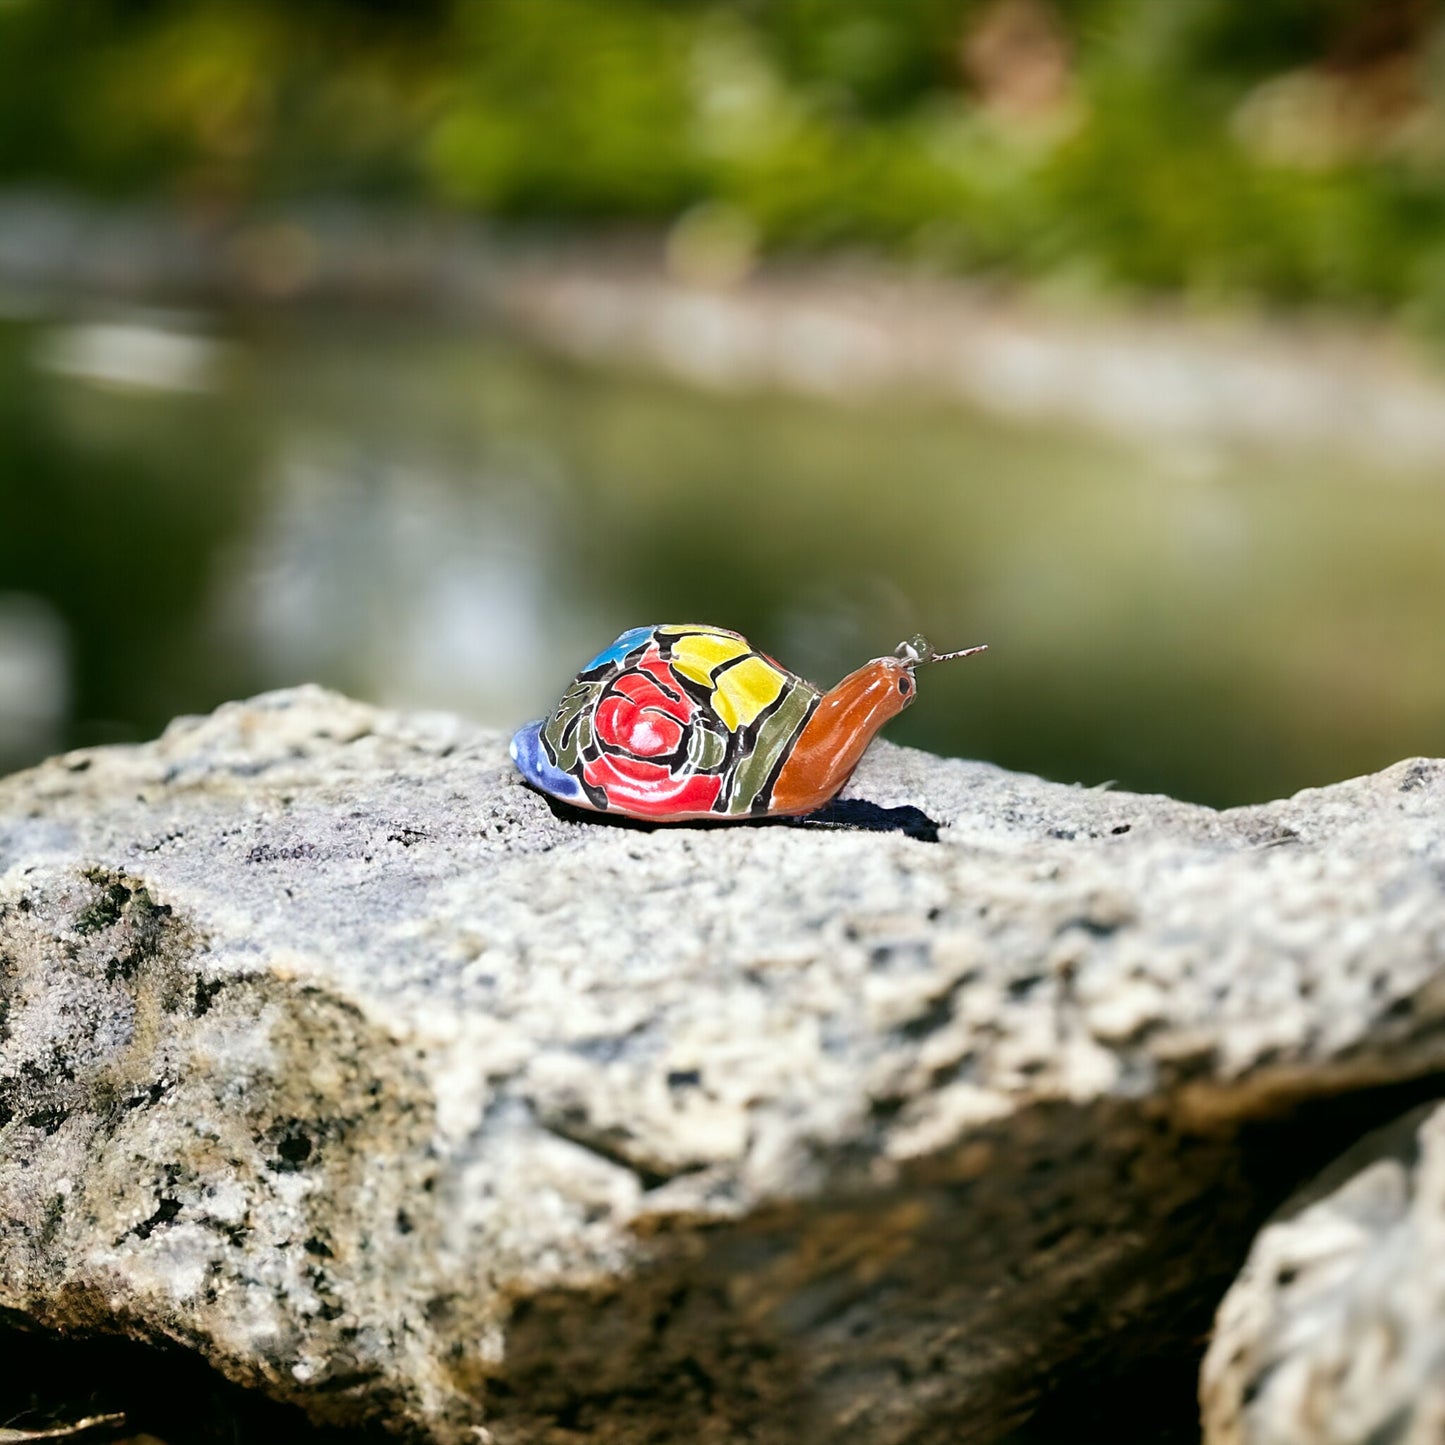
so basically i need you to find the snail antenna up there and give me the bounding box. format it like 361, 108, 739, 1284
925, 643, 988, 665
893, 635, 988, 668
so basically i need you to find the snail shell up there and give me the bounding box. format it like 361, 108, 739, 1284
511, 624, 820, 821
511, 623, 986, 823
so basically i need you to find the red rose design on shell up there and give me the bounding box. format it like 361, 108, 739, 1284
582, 648, 724, 816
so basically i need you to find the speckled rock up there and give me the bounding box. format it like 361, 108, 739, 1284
1, 688, 1443, 1444
1202, 1102, 1445, 1445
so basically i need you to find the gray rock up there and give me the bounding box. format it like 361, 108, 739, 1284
1202, 1102, 1445, 1445
1, 687, 1443, 1444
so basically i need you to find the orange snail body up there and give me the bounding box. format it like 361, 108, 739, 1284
510, 625, 986, 822
768, 654, 919, 815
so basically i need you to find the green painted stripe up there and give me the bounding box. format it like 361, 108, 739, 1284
543, 679, 601, 774
687, 718, 729, 773
724, 680, 816, 815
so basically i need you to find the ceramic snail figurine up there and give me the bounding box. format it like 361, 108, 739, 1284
511, 623, 986, 823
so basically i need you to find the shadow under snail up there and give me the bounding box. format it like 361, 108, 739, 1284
511, 624, 987, 823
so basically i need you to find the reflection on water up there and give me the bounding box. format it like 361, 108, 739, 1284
0, 592, 67, 761
224, 445, 560, 725
1, 308, 1443, 807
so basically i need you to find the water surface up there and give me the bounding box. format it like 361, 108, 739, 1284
2, 309, 1442, 806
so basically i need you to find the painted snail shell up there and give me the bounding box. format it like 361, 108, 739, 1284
511, 623, 986, 823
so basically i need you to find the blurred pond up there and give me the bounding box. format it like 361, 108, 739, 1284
1, 306, 1443, 807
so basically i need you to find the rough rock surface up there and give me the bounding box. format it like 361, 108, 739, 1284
1, 687, 1443, 1444
1202, 1102, 1445, 1445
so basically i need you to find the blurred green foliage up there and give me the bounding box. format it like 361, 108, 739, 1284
5, 0, 1445, 326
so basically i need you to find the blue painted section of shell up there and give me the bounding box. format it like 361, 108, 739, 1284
579, 625, 655, 675
509, 719, 585, 803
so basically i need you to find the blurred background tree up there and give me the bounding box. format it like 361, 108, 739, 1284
6, 0, 1445, 329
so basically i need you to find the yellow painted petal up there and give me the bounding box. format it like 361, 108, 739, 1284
669, 629, 751, 688
712, 654, 786, 731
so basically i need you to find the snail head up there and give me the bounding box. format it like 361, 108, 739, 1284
832, 633, 989, 725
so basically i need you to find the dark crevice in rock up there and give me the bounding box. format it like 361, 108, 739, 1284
1234, 1069, 1445, 1218
0, 1326, 395, 1445
192, 976, 225, 1015
1003, 1344, 1202, 1443
23, 1104, 70, 1135
130, 1195, 182, 1241
1006, 1071, 1445, 1443
123, 1078, 172, 1110
536, 1117, 708, 1192
273, 1122, 316, 1172
895, 976, 971, 1042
